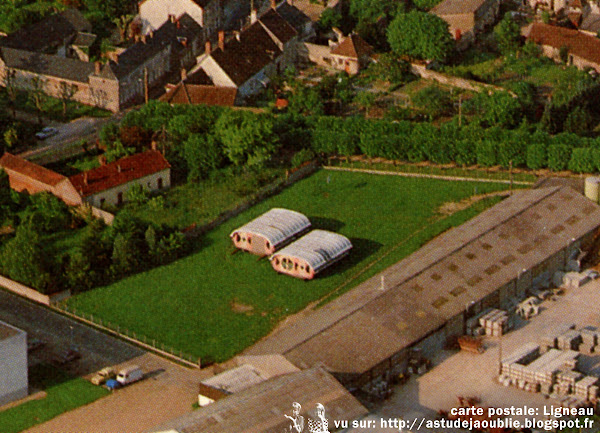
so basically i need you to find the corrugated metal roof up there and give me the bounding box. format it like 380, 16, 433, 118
270, 230, 352, 272
230, 208, 310, 248
248, 187, 600, 375
148, 368, 368, 433
201, 364, 267, 394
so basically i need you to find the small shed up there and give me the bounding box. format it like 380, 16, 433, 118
270, 229, 352, 279
230, 208, 311, 256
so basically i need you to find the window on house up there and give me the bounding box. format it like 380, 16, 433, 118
248, 237, 252, 244
235, 233, 240, 242
117, 192, 123, 205
306, 265, 310, 273
158, 178, 163, 189
100, 198, 106, 208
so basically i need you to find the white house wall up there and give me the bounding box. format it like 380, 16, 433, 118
85, 169, 171, 207
139, 0, 205, 34
199, 55, 237, 87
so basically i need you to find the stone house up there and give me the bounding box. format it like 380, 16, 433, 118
329, 33, 373, 75
524, 22, 600, 72
160, 69, 238, 106
138, 0, 221, 36
69, 151, 171, 207
431, 0, 500, 47
0, 10, 203, 112
0, 151, 171, 208
195, 4, 297, 104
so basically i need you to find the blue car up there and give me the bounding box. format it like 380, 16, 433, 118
105, 379, 121, 391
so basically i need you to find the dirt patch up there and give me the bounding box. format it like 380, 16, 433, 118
437, 191, 510, 216
231, 301, 254, 314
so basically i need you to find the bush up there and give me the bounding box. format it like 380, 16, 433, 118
526, 142, 547, 170
412, 86, 453, 118
476, 140, 497, 166
547, 144, 571, 171
291, 148, 315, 168
568, 147, 599, 173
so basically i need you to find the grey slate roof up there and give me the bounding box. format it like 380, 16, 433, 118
0, 47, 94, 83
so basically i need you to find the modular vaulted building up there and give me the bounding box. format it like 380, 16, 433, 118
248, 187, 600, 387
230, 208, 311, 256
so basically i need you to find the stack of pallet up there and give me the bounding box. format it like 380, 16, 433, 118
579, 328, 598, 354
479, 309, 510, 337
557, 330, 582, 351
574, 376, 599, 401
555, 371, 583, 395
500, 343, 540, 379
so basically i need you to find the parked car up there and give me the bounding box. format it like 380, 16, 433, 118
91, 367, 116, 386
52, 348, 81, 365
35, 127, 58, 140
105, 379, 121, 390
27, 338, 45, 352
116, 365, 143, 385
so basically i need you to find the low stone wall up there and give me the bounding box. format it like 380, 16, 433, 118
90, 206, 115, 225
410, 63, 514, 96
0, 274, 70, 305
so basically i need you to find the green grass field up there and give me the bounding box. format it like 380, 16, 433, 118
66, 170, 516, 362
0, 364, 108, 433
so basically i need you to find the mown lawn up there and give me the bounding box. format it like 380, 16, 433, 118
66, 170, 516, 362
0, 364, 108, 433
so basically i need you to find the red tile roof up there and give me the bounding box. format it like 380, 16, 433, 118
527, 23, 600, 65
160, 81, 237, 106
330, 34, 372, 59
69, 151, 170, 197
0, 152, 66, 186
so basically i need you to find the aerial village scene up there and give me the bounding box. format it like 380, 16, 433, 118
5, 0, 600, 432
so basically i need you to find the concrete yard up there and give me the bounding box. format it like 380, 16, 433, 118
348, 273, 600, 432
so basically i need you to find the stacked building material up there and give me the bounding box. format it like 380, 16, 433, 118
555, 371, 583, 395
479, 309, 510, 336
561, 271, 590, 289
579, 328, 598, 354
574, 376, 598, 401
500, 344, 540, 378
557, 330, 582, 351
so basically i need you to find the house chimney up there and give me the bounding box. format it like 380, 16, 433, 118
141, 34, 147, 44
218, 30, 225, 50
250, 8, 258, 24
181, 68, 187, 81
271, 0, 277, 9
234, 30, 241, 42
205, 40, 212, 54
83, 172, 88, 185
117, 164, 122, 173
151, 141, 158, 151
98, 155, 107, 165
94, 61, 101, 74
169, 14, 175, 23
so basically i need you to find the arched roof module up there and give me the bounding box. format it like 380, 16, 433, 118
271, 230, 352, 273
230, 208, 311, 248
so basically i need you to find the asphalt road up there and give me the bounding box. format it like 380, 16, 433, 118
0, 289, 143, 375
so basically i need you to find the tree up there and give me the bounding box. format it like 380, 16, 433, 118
183, 134, 223, 181
112, 14, 135, 42
412, 0, 443, 9
215, 111, 278, 167
563, 106, 594, 134
318, 7, 342, 31
412, 86, 453, 118
288, 86, 324, 116
0, 225, 53, 292
354, 91, 376, 117
494, 14, 522, 55
125, 183, 149, 206
387, 11, 454, 62
29, 76, 47, 124
58, 81, 76, 117
3, 69, 17, 118
22, 192, 70, 233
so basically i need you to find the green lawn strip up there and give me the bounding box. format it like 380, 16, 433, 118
331, 160, 537, 183
0, 364, 108, 433
66, 171, 515, 362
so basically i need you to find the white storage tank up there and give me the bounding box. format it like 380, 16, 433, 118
584, 177, 600, 203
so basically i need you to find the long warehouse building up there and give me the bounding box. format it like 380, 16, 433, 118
247, 186, 600, 387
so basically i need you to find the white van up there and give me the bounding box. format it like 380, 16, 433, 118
116, 365, 144, 385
